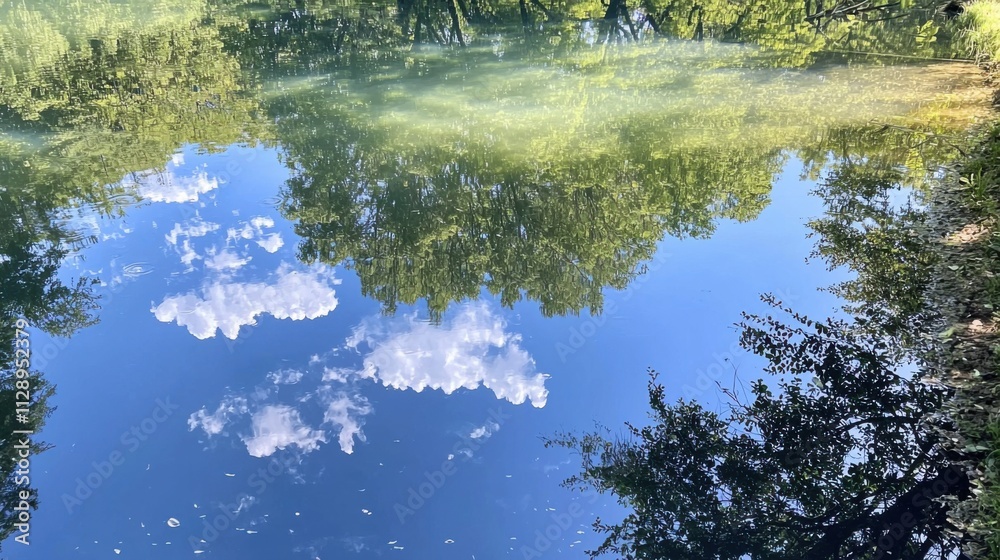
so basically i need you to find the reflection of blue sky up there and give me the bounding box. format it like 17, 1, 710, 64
18, 143, 851, 559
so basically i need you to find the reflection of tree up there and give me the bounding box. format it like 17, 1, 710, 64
545, 303, 969, 558
0, 140, 101, 548
0, 0, 268, 190
215, 0, 409, 79
275, 81, 780, 319
0, 0, 987, 547
0, 3, 267, 548
211, 0, 960, 62
808, 163, 936, 345
267, 23, 978, 318
543, 157, 975, 559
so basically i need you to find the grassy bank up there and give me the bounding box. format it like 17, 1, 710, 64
963, 0, 1000, 63
928, 125, 1000, 557
926, 4, 1000, 554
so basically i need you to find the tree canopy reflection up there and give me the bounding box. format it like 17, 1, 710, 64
0, 0, 986, 323
270, 36, 983, 318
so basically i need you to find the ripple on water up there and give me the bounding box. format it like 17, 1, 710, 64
122, 262, 154, 278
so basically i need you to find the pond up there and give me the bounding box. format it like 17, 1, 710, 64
0, 0, 992, 558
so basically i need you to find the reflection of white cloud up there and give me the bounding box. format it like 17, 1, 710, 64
166, 218, 220, 246
166, 214, 279, 273
469, 419, 500, 440
228, 224, 255, 242
178, 239, 201, 269
188, 397, 249, 436
256, 233, 284, 253
152, 264, 339, 340
228, 216, 283, 253
188, 353, 370, 457
243, 405, 326, 458
250, 216, 274, 230
318, 388, 373, 454
137, 169, 220, 204
346, 304, 548, 407
204, 247, 251, 271
233, 495, 256, 515
341, 536, 368, 553
322, 367, 354, 383
268, 369, 304, 385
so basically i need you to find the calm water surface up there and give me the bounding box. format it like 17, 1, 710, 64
0, 0, 992, 558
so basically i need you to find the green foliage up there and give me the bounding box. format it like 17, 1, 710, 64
976, 414, 1000, 557
928, 120, 1000, 560
258, 9, 981, 318
540, 129, 988, 559
957, 0, 1000, 62
0, 146, 103, 549
807, 163, 937, 345
269, 48, 791, 318
0, 367, 54, 546
545, 297, 967, 559
0, 0, 269, 193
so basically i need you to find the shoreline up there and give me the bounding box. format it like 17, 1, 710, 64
926, 120, 1000, 557
921, 5, 1000, 556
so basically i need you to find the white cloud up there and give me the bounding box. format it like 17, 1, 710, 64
228, 224, 255, 242
256, 233, 284, 253
345, 303, 548, 407
178, 239, 201, 269
317, 388, 373, 454
137, 169, 220, 204
242, 405, 326, 458
322, 367, 354, 383
268, 369, 304, 385
250, 216, 275, 230
152, 264, 340, 340
228, 216, 282, 253
469, 419, 500, 440
186, 346, 371, 458
166, 218, 220, 246
188, 397, 249, 436
204, 247, 252, 271
189, 384, 368, 457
